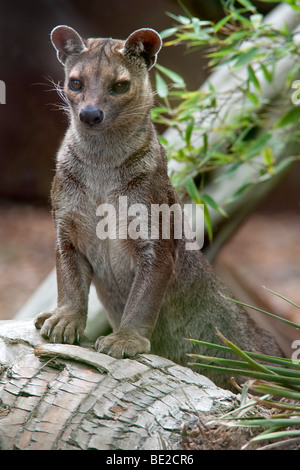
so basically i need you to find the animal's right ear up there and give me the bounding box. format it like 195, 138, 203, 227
51, 25, 87, 65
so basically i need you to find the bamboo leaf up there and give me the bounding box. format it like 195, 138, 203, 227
214, 15, 231, 33
185, 178, 201, 204
155, 72, 169, 98
159, 27, 178, 39
246, 91, 260, 105
203, 201, 213, 242
233, 47, 259, 68
243, 132, 272, 159
185, 118, 194, 149
236, 0, 257, 12
273, 156, 296, 175
260, 63, 273, 82
275, 106, 300, 128
155, 63, 186, 88
247, 65, 261, 92
225, 182, 253, 205
201, 193, 228, 217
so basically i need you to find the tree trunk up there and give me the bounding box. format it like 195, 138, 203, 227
0, 319, 235, 451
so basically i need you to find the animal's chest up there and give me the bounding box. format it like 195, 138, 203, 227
67, 191, 136, 292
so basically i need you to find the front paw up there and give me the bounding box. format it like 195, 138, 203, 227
34, 307, 86, 344
95, 331, 150, 358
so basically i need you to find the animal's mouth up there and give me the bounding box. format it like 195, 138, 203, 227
79, 122, 106, 135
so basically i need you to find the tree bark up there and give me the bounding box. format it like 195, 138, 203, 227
0, 319, 235, 451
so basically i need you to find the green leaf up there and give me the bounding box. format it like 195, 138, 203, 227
201, 193, 228, 217
159, 27, 178, 39
155, 72, 168, 98
203, 204, 213, 243
250, 13, 263, 29
185, 178, 201, 204
157, 135, 169, 146
236, 0, 257, 12
263, 147, 275, 168
214, 15, 231, 33
275, 106, 300, 128
230, 9, 253, 27
225, 182, 253, 205
260, 63, 273, 83
185, 179, 213, 240
217, 162, 243, 182
185, 118, 194, 149
273, 156, 296, 175
246, 91, 260, 105
247, 65, 261, 92
155, 64, 186, 88
243, 132, 272, 159
233, 47, 259, 69
166, 12, 191, 25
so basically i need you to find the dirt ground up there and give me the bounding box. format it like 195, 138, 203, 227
0, 201, 55, 319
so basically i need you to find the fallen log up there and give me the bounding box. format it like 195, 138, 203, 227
0, 319, 236, 450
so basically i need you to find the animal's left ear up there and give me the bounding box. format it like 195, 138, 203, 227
121, 28, 162, 70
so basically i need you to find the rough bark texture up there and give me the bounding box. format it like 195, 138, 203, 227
0, 319, 236, 450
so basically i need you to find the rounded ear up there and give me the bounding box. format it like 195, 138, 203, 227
122, 28, 162, 70
51, 25, 87, 65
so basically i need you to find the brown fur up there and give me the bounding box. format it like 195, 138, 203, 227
35, 26, 282, 389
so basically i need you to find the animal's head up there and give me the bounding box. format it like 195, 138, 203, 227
51, 25, 162, 135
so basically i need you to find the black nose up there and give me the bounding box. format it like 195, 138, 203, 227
79, 106, 104, 126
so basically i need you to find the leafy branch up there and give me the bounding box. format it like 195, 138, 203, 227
153, 0, 300, 239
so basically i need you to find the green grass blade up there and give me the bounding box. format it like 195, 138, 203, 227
253, 398, 300, 411
188, 354, 300, 377
216, 330, 278, 376
224, 296, 300, 329
189, 363, 289, 382
262, 286, 300, 310
250, 383, 300, 400
187, 354, 255, 370
232, 418, 300, 427
190, 362, 300, 390
186, 338, 232, 353
250, 430, 300, 443
187, 337, 300, 369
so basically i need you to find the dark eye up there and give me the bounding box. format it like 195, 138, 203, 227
110, 81, 130, 95
69, 78, 83, 92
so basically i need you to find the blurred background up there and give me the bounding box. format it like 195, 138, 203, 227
0, 0, 299, 354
